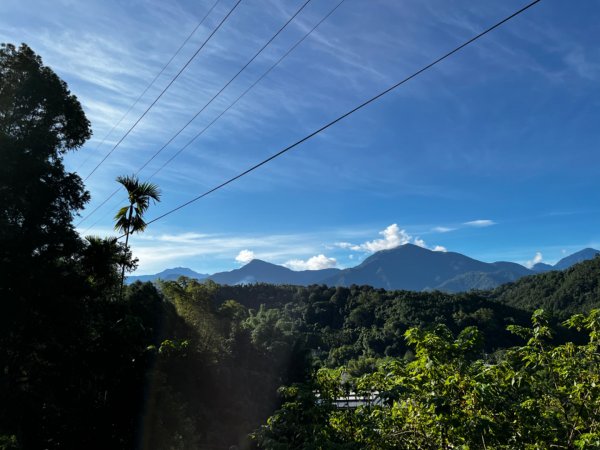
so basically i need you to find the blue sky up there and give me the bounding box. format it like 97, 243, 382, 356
3, 0, 599, 274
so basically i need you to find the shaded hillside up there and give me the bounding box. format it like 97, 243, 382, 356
532, 262, 554, 272
435, 268, 527, 292
491, 256, 600, 319
322, 244, 533, 291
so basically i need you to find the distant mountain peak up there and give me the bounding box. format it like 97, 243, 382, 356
209, 259, 338, 286
244, 259, 276, 267
127, 247, 600, 291
126, 267, 208, 284
554, 248, 599, 270
390, 243, 429, 252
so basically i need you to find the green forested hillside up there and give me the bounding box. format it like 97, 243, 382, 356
491, 255, 600, 319
256, 310, 600, 449
138, 258, 600, 448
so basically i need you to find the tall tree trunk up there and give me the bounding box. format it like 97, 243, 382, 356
118, 204, 133, 299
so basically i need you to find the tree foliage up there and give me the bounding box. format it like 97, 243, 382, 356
256, 310, 600, 449
492, 255, 600, 319
0, 43, 91, 277
114, 174, 161, 238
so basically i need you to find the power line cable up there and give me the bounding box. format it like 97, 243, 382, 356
131, 0, 312, 177
146, 0, 346, 184
82, 0, 244, 182
75, 0, 221, 173
138, 0, 543, 231
77, 0, 318, 228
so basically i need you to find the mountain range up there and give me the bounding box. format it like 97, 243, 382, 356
126, 245, 599, 293
126, 267, 209, 283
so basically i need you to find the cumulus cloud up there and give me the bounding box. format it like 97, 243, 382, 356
284, 254, 338, 271
525, 251, 543, 268
334, 224, 447, 255
361, 224, 411, 252
464, 219, 496, 227
414, 238, 427, 248
433, 245, 447, 252
235, 249, 255, 264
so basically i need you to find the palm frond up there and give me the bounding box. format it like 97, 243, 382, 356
115, 174, 160, 235
129, 215, 147, 234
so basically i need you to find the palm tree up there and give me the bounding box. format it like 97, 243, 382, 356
114, 175, 161, 297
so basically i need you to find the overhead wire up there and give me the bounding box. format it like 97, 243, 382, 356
130, 0, 313, 177
82, 0, 244, 182
136, 0, 543, 232
146, 0, 347, 185
75, 0, 221, 174
77, 0, 320, 229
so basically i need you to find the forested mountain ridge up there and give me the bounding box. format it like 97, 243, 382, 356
321, 243, 534, 291
491, 254, 600, 319
130, 244, 599, 292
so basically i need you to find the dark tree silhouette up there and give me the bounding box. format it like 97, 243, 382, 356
0, 43, 91, 276
0, 42, 93, 448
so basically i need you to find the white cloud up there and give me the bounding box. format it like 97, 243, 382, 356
120, 225, 443, 274
154, 232, 211, 243
125, 230, 323, 273
334, 224, 446, 255
284, 254, 337, 271
525, 251, 543, 268
334, 241, 361, 251
414, 238, 427, 248
433, 245, 447, 252
433, 226, 454, 233
464, 219, 496, 227
235, 249, 255, 265
361, 224, 411, 252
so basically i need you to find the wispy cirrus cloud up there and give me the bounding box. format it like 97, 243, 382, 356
464, 219, 496, 228
432, 226, 455, 233
116, 229, 321, 273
